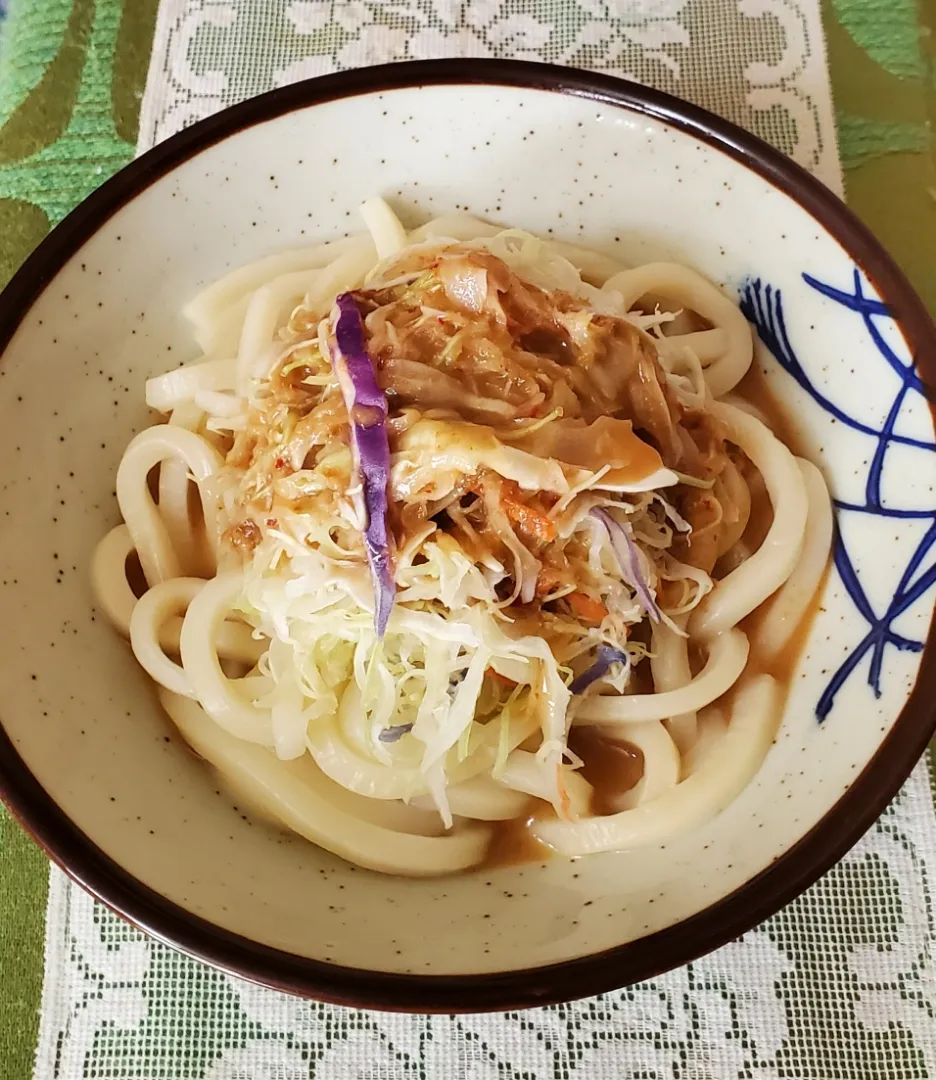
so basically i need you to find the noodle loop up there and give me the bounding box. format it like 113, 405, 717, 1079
116, 426, 224, 586
603, 262, 754, 397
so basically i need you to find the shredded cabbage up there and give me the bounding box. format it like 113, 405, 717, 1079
211, 225, 727, 825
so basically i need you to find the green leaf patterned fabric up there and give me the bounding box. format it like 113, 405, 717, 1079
831, 0, 926, 79
824, 0, 936, 312
0, 0, 157, 278
1, 0, 936, 1076
0, 0, 158, 1067
0, 808, 47, 1080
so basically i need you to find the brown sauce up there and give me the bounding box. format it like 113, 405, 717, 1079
741, 560, 833, 685
125, 549, 148, 600
572, 729, 645, 817
483, 814, 553, 867
733, 360, 831, 684
522, 415, 667, 486
735, 361, 807, 456
480, 736, 645, 867
483, 364, 832, 866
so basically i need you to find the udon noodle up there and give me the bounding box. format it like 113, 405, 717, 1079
92, 199, 833, 876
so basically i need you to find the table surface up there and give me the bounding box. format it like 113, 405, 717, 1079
0, 1, 935, 1078
825, 0, 936, 316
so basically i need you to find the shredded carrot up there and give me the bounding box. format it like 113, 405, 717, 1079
535, 565, 569, 597
506, 502, 557, 543
567, 591, 609, 625
556, 763, 572, 821
500, 480, 557, 543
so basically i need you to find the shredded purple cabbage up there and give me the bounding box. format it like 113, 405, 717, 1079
330, 293, 395, 636
591, 507, 662, 622
569, 645, 630, 695
378, 723, 413, 744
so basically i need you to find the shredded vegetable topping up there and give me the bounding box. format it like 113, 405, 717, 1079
207, 222, 746, 821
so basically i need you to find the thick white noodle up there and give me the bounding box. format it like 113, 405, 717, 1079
307, 715, 431, 801
690, 402, 809, 639
407, 213, 503, 244
603, 263, 753, 397
183, 234, 365, 336
752, 457, 833, 658
116, 426, 224, 586
605, 720, 681, 811
360, 196, 408, 259
91, 526, 265, 663
309, 705, 540, 802
130, 578, 205, 697
498, 750, 593, 819
145, 359, 236, 412
235, 286, 280, 397
408, 213, 624, 283
528, 237, 624, 285
413, 773, 534, 821
159, 689, 491, 876
203, 267, 338, 358
158, 402, 213, 578
195, 620, 265, 665
649, 615, 697, 753
657, 328, 727, 364
720, 392, 769, 425
574, 629, 749, 725
91, 525, 139, 636
682, 706, 728, 777
301, 240, 378, 317
212, 690, 435, 831
532, 674, 780, 855
321, 781, 449, 837
194, 390, 244, 418
179, 572, 274, 746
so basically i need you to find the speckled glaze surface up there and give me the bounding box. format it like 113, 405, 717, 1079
0, 62, 935, 1009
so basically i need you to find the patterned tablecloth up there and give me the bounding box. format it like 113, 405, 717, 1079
1, 1, 936, 1078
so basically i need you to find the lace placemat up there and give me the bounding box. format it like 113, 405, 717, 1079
32, 1, 936, 1077
35, 769, 936, 1079
137, 0, 843, 192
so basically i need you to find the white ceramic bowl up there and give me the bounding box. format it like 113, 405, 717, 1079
1, 60, 935, 1010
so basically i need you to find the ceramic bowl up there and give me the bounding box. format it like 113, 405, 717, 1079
1, 60, 935, 1011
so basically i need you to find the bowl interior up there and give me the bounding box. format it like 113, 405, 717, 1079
0, 76, 933, 985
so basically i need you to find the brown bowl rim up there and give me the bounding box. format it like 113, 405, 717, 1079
1, 58, 935, 1013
